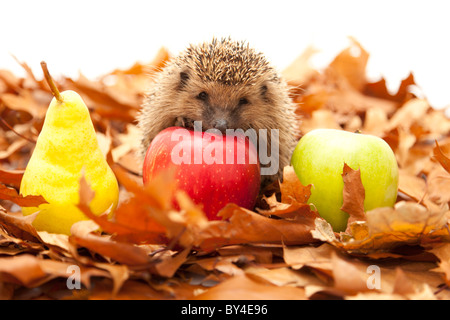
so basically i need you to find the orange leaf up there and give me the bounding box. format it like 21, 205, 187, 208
364, 73, 415, 103
76, 169, 168, 245
280, 166, 312, 205
429, 243, 450, 286
197, 204, 319, 252
0, 183, 48, 207
327, 37, 369, 91
0, 208, 39, 242
258, 194, 317, 220
0, 168, 24, 189
69, 225, 151, 266
433, 140, 450, 173
194, 274, 307, 300
341, 163, 366, 229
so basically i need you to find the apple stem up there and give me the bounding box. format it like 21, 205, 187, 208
40, 61, 63, 102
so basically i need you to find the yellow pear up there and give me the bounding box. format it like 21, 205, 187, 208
20, 62, 119, 235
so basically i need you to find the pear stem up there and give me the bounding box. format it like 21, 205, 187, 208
40, 61, 63, 102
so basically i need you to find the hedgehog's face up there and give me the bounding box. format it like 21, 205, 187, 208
172, 70, 279, 133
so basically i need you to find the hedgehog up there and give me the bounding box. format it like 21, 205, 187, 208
137, 38, 299, 187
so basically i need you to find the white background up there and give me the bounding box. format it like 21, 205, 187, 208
1, 0, 449, 112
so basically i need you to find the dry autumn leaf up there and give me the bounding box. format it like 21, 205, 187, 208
313, 201, 450, 255
279, 165, 312, 205
0, 183, 47, 207
196, 204, 319, 252
327, 37, 369, 92
194, 274, 308, 300
434, 140, 450, 173
341, 163, 366, 229
0, 168, 24, 189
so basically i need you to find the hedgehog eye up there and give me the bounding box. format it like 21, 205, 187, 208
238, 98, 249, 106
197, 91, 208, 101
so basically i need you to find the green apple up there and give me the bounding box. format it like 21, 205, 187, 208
291, 128, 399, 232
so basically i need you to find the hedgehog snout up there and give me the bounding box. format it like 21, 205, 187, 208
174, 115, 232, 134
213, 119, 228, 133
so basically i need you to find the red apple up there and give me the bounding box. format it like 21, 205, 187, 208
142, 127, 261, 220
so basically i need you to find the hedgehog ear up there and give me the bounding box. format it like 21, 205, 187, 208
261, 84, 268, 96
261, 83, 272, 103
179, 71, 190, 90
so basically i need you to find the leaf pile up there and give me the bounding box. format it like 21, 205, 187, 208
0, 40, 449, 300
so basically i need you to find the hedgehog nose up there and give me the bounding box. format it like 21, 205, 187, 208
213, 119, 228, 133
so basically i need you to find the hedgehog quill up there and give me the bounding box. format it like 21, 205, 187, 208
137, 38, 299, 186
